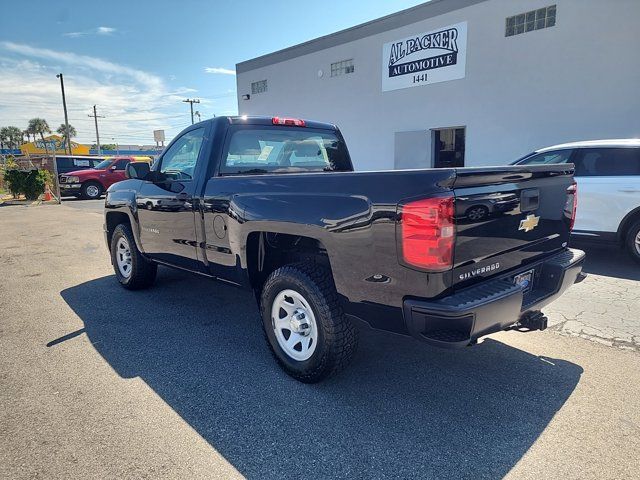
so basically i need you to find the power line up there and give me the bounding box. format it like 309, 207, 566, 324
182, 98, 200, 125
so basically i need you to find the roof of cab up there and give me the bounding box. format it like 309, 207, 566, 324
536, 138, 640, 152
223, 115, 338, 131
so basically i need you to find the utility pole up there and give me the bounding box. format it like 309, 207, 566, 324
56, 73, 72, 155
88, 105, 104, 155
182, 98, 200, 124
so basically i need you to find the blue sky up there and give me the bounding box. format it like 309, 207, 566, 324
0, 0, 425, 145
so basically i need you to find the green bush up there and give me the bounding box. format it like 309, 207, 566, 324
2, 168, 52, 200
3, 169, 26, 198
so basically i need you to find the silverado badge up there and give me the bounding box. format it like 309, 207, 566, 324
519, 214, 540, 233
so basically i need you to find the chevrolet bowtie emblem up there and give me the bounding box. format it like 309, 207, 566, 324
519, 214, 540, 232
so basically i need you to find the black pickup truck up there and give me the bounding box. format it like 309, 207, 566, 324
104, 116, 584, 382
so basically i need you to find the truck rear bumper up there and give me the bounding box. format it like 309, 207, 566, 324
403, 248, 585, 348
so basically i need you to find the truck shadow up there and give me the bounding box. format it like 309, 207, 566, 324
59, 269, 582, 479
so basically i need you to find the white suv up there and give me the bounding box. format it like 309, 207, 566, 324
514, 139, 640, 263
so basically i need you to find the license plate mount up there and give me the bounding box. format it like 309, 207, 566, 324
514, 269, 535, 292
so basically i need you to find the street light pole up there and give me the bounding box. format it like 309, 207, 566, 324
56, 73, 72, 155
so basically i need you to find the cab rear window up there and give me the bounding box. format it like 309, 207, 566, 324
219, 126, 351, 175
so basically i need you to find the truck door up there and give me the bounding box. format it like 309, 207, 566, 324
100, 158, 129, 189
137, 126, 206, 270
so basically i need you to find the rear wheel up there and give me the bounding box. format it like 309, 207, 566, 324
110, 223, 157, 289
260, 263, 358, 383
81, 181, 102, 200
625, 219, 640, 264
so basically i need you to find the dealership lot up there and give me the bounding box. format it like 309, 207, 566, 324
1, 203, 639, 479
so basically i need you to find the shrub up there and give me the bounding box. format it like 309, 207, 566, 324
3, 169, 26, 198
2, 168, 52, 200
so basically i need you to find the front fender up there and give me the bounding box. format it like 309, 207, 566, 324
105, 180, 144, 253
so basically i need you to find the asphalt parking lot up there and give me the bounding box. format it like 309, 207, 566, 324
1, 202, 639, 479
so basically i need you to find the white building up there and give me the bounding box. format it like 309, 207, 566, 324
236, 0, 640, 170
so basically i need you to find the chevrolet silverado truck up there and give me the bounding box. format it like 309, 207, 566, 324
104, 116, 584, 383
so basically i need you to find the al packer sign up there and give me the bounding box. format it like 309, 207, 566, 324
382, 21, 467, 92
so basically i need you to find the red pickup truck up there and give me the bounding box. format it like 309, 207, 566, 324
59, 156, 151, 199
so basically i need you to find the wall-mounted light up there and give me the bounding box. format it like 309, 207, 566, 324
242, 94, 250, 100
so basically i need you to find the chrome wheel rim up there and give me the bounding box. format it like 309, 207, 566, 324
635, 231, 640, 255
271, 289, 318, 361
468, 208, 486, 220
86, 185, 100, 198
116, 237, 132, 278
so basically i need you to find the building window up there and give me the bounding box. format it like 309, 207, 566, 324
506, 5, 556, 37
251, 80, 268, 94
330, 59, 354, 77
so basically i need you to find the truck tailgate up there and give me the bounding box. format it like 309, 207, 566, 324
452, 164, 576, 289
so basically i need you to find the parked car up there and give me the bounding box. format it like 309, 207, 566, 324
104, 116, 584, 382
59, 156, 151, 199
455, 191, 519, 221
55, 155, 106, 176
513, 139, 640, 262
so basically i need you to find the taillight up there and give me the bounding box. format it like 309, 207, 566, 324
272, 117, 305, 127
565, 183, 578, 230
400, 195, 455, 271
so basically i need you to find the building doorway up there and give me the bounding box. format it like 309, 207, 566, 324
432, 127, 465, 168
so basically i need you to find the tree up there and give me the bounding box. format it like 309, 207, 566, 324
56, 123, 77, 150
0, 127, 7, 150
0, 126, 24, 150
28, 118, 51, 152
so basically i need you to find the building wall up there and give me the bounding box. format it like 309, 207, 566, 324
236, 0, 640, 170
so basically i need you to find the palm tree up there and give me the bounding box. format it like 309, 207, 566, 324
28, 118, 51, 153
0, 127, 7, 151
1, 126, 23, 149
56, 123, 77, 153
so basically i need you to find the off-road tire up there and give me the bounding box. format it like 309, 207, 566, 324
110, 223, 157, 290
625, 219, 640, 264
260, 262, 358, 383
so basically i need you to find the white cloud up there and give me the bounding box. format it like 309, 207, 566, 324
96, 26, 116, 35
64, 26, 117, 38
0, 43, 199, 144
1, 41, 163, 92
204, 67, 235, 75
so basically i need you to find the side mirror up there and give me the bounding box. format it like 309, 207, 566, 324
109, 165, 117, 171
125, 162, 151, 180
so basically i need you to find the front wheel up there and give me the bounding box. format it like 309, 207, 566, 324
81, 181, 102, 200
110, 223, 157, 289
260, 263, 358, 383
625, 219, 640, 264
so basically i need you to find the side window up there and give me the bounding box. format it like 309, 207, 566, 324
56, 158, 73, 169
573, 148, 640, 177
73, 158, 92, 167
519, 149, 573, 165
113, 159, 129, 170
159, 128, 205, 180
